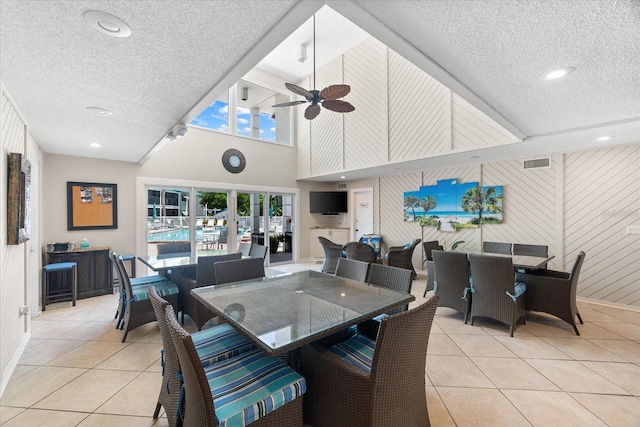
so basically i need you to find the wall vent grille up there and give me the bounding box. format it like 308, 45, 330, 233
523, 157, 551, 169
337, 183, 347, 190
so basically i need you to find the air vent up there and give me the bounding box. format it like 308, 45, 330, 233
523, 157, 550, 169
337, 183, 347, 190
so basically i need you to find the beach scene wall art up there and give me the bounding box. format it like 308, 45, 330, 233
404, 179, 503, 232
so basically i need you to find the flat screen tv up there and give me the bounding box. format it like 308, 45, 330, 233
310, 191, 348, 215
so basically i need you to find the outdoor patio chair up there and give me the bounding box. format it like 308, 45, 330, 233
113, 254, 179, 342
249, 243, 268, 260
516, 251, 585, 335
301, 295, 439, 427
178, 253, 242, 330
482, 241, 512, 255
214, 257, 265, 285
148, 287, 256, 427
385, 238, 421, 279
359, 234, 382, 260
343, 241, 377, 263
317, 236, 344, 274
513, 243, 549, 269
422, 240, 441, 296
469, 253, 526, 336
238, 242, 252, 257
432, 250, 472, 323
357, 263, 414, 339
335, 258, 370, 282
164, 304, 306, 427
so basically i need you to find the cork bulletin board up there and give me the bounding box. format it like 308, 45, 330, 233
67, 181, 117, 230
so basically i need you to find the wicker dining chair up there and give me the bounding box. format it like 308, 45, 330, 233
512, 243, 548, 257
468, 253, 526, 336
516, 251, 586, 335
301, 295, 439, 427
214, 257, 265, 285
335, 258, 370, 282
113, 254, 179, 342
343, 241, 377, 263
249, 244, 268, 260
317, 236, 344, 274
432, 250, 472, 323
357, 263, 414, 339
385, 238, 421, 279
164, 304, 306, 427
148, 287, 256, 426
482, 241, 512, 255
178, 253, 242, 330
237, 242, 252, 257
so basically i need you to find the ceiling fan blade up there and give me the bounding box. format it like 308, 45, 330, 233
285, 83, 313, 99
320, 84, 351, 100
305, 104, 321, 120
322, 100, 355, 113
272, 100, 308, 108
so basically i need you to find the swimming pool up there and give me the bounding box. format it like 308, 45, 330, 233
148, 227, 250, 242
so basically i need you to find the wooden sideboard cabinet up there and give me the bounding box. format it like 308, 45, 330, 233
310, 228, 349, 258
46, 247, 112, 299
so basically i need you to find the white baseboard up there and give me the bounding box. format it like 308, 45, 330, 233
0, 331, 31, 398
577, 296, 640, 313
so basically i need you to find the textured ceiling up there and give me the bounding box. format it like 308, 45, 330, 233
1, 0, 639, 172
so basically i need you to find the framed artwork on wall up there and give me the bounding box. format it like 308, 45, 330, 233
7, 152, 31, 244
67, 181, 118, 230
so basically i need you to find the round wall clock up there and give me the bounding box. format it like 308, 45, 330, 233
222, 149, 246, 173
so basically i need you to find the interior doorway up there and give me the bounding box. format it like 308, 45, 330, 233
351, 188, 374, 241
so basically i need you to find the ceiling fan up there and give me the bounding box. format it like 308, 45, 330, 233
272, 15, 355, 120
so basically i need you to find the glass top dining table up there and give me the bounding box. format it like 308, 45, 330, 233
191, 270, 415, 356
138, 249, 229, 272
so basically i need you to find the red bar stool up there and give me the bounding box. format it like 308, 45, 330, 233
42, 262, 77, 311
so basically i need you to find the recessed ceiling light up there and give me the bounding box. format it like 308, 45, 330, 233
541, 67, 575, 81
596, 136, 611, 141
90, 143, 101, 148
83, 11, 131, 38
86, 107, 112, 116
340, 176, 346, 179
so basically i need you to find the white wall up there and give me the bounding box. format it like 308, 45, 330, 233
344, 143, 640, 308
1, 87, 33, 395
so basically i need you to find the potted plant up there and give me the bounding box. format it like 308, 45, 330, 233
269, 233, 284, 254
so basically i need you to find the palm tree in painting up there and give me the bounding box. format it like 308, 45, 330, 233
420, 195, 437, 216
404, 195, 420, 220
461, 186, 502, 223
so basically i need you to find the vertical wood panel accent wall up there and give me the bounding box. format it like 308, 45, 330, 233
343, 38, 388, 169
388, 49, 451, 161
482, 159, 558, 269
451, 93, 520, 149
1, 89, 28, 392
310, 57, 344, 175
564, 145, 640, 306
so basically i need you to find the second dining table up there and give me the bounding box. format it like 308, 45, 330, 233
191, 269, 415, 357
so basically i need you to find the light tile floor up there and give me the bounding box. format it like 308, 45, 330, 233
2, 261, 640, 426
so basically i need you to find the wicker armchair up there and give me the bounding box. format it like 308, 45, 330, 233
301, 295, 439, 427
335, 258, 370, 282
432, 250, 472, 323
343, 241, 377, 263
164, 305, 305, 427
249, 244, 268, 260
177, 253, 242, 330
516, 251, 585, 335
469, 254, 526, 336
237, 242, 252, 257
482, 241, 512, 255
422, 240, 441, 296
384, 238, 421, 279
318, 236, 344, 274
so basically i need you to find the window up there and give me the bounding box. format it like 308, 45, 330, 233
235, 79, 290, 145
189, 91, 230, 133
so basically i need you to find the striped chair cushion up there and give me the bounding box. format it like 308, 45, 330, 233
329, 333, 376, 374
130, 275, 167, 286
506, 282, 527, 302
205, 348, 306, 427
131, 280, 179, 302
193, 323, 256, 368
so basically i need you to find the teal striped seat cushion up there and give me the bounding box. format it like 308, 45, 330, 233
130, 275, 167, 286
506, 282, 527, 302
131, 280, 179, 302
193, 323, 256, 368
205, 348, 306, 427
329, 333, 376, 374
